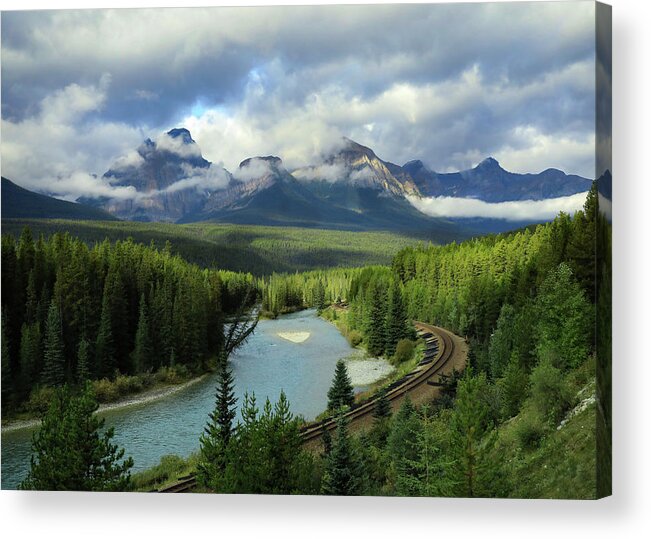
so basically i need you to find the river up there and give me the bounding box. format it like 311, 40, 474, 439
1, 309, 368, 490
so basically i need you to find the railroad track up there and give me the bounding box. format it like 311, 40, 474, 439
158, 322, 463, 493
299, 322, 457, 444
157, 474, 197, 493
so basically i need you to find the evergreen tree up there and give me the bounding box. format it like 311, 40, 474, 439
385, 278, 408, 357
1, 311, 12, 406
19, 322, 42, 398
373, 388, 392, 421
488, 303, 516, 379
95, 291, 115, 379
497, 352, 529, 420
131, 293, 153, 373
314, 280, 326, 314
76, 337, 91, 383
398, 407, 453, 497
41, 301, 66, 387
387, 397, 421, 492
448, 370, 495, 497
371, 388, 392, 447
327, 359, 355, 411
197, 357, 237, 489
535, 263, 593, 370
366, 280, 388, 357
20, 383, 133, 491
322, 414, 363, 496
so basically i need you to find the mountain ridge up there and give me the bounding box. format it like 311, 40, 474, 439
1, 177, 118, 221
10, 128, 591, 235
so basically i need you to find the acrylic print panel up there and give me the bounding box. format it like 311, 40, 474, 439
0, 1, 611, 499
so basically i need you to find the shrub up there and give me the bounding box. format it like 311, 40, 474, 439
346, 329, 363, 348
528, 358, 574, 425
92, 378, 119, 403
24, 386, 56, 416
392, 339, 415, 365
114, 374, 144, 396
515, 415, 546, 450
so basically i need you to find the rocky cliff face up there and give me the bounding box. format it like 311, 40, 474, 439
95, 128, 216, 222
292, 137, 419, 198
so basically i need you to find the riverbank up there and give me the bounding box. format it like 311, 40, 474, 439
1, 374, 209, 433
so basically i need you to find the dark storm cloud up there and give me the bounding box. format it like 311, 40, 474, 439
1, 2, 597, 198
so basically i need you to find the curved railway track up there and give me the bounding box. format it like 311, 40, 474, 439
158, 321, 465, 493
299, 322, 459, 444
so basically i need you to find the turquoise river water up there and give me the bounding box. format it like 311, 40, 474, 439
1, 309, 357, 489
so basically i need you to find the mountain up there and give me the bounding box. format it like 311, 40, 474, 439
187, 154, 458, 236
292, 138, 419, 197
84, 128, 219, 222
1, 177, 117, 221
404, 157, 591, 202
64, 127, 591, 236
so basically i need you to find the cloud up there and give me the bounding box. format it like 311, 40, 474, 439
163, 165, 231, 194
350, 166, 375, 184
292, 163, 347, 183
154, 132, 202, 159
407, 192, 589, 222
0, 76, 146, 199
110, 150, 145, 172
2, 3, 598, 194
232, 158, 274, 182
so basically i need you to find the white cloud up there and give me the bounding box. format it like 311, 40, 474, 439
110, 150, 145, 171
1, 77, 145, 199
232, 158, 274, 182
407, 192, 589, 222
349, 166, 375, 184
163, 164, 231, 194
292, 163, 347, 183
154, 132, 202, 158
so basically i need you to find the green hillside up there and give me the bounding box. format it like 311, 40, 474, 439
1, 178, 117, 221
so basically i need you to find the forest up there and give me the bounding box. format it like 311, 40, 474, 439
0, 219, 423, 275
0, 230, 254, 415
5, 183, 610, 498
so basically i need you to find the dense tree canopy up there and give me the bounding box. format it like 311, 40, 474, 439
1, 229, 253, 412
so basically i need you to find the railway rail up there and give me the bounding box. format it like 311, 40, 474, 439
158, 321, 464, 493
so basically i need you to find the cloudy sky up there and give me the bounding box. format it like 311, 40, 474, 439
1, 2, 597, 201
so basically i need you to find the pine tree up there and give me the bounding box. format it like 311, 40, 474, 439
2, 311, 12, 406
366, 280, 388, 357
95, 290, 115, 379
497, 351, 528, 419
387, 397, 421, 492
371, 388, 392, 447
448, 370, 495, 497
197, 357, 237, 489
19, 322, 42, 398
314, 280, 326, 314
373, 388, 392, 420
76, 337, 91, 383
41, 301, 66, 387
398, 407, 454, 497
321, 414, 363, 495
385, 278, 408, 357
20, 383, 133, 491
327, 359, 355, 411
131, 293, 152, 373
